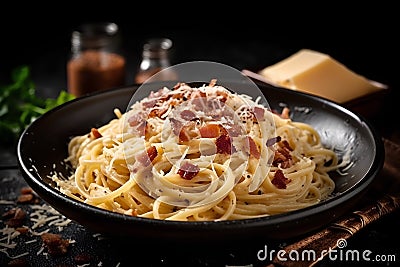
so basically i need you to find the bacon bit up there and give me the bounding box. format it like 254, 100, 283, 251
178, 125, 191, 142
147, 146, 158, 162
248, 137, 260, 159
281, 140, 293, 151
271, 169, 291, 189
169, 118, 182, 135
219, 126, 228, 136
149, 87, 169, 98
220, 106, 235, 120
2, 208, 26, 228
74, 253, 92, 265
178, 162, 200, 180
20, 186, 33, 194
136, 146, 158, 167
206, 99, 223, 111
199, 124, 220, 138
90, 128, 102, 139
224, 124, 242, 137
266, 136, 281, 147
280, 107, 290, 119
15, 227, 29, 234
180, 110, 197, 121
2, 208, 17, 219
137, 121, 147, 137
272, 140, 293, 168
252, 106, 265, 122
128, 113, 144, 127
148, 107, 168, 118
17, 186, 40, 204
41, 232, 70, 256
216, 90, 228, 103
131, 209, 138, 216
191, 97, 206, 110
142, 99, 157, 109
7, 258, 29, 267
176, 121, 198, 143
128, 114, 147, 137
216, 134, 231, 155
17, 194, 33, 203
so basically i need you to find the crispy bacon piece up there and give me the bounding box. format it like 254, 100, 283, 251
148, 107, 168, 118
179, 127, 191, 142
248, 136, 260, 159
271, 169, 291, 189
252, 106, 265, 122
128, 113, 144, 127
16, 186, 39, 204
224, 124, 242, 137
90, 128, 102, 139
41, 232, 70, 256
178, 162, 200, 180
272, 140, 293, 168
128, 113, 147, 136
216, 134, 231, 155
169, 118, 182, 136
179, 124, 198, 142
180, 110, 197, 121
199, 124, 220, 138
20, 186, 33, 195
142, 99, 157, 109
136, 146, 158, 167
2, 208, 26, 228
147, 146, 158, 162
266, 136, 281, 147
216, 90, 228, 103
15, 227, 29, 234
16, 193, 33, 203
170, 118, 196, 143
74, 253, 92, 265
176, 121, 198, 143
7, 258, 29, 267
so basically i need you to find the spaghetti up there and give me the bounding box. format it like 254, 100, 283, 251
51, 80, 346, 221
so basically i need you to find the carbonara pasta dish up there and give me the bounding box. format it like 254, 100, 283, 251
51, 80, 345, 221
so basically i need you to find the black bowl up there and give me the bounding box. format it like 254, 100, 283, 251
17, 81, 384, 243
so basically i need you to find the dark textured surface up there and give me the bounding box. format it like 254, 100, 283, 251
1, 142, 400, 266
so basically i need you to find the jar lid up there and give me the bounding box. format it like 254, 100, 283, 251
71, 22, 121, 49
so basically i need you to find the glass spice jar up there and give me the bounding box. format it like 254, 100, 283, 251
134, 37, 176, 84
67, 22, 126, 97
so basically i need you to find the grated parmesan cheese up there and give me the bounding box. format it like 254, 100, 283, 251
1, 196, 72, 262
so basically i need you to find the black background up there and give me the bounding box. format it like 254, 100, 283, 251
0, 4, 397, 90
1, 4, 398, 141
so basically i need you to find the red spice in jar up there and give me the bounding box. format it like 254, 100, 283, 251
67, 50, 126, 97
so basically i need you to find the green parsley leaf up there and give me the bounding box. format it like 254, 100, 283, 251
0, 65, 75, 146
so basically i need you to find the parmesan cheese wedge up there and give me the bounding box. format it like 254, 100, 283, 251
258, 49, 387, 103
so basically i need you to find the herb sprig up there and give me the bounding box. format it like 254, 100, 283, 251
0, 65, 75, 145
